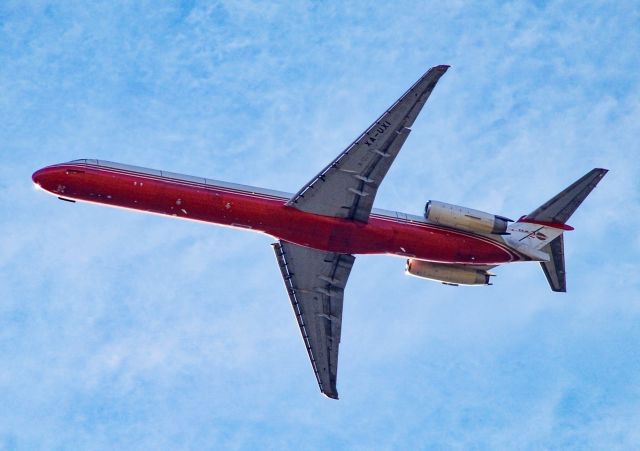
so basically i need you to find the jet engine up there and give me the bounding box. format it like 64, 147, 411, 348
406, 259, 492, 286
425, 200, 512, 235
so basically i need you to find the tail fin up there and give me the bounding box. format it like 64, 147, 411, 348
507, 168, 608, 292
540, 235, 566, 292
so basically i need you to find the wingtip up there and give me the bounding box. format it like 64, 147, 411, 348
591, 168, 609, 182
322, 390, 339, 400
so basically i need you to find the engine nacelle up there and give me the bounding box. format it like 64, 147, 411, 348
406, 259, 492, 286
425, 200, 511, 235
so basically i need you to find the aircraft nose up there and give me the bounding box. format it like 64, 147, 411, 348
32, 165, 62, 193
32, 168, 46, 185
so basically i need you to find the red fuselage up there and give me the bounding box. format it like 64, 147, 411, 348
32, 160, 523, 265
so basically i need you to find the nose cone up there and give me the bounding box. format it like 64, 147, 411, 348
32, 167, 46, 185
32, 165, 64, 193
32, 166, 56, 187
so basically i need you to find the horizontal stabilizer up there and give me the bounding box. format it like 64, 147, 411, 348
526, 168, 608, 224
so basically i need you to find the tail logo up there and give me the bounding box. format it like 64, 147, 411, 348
535, 232, 548, 241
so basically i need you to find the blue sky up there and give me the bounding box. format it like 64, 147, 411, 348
1, 1, 639, 449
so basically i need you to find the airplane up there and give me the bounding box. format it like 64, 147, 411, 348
32, 65, 607, 399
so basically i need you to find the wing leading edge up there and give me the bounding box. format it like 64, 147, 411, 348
272, 241, 355, 399
286, 65, 449, 223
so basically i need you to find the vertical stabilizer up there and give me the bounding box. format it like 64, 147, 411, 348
540, 235, 566, 292
510, 168, 608, 292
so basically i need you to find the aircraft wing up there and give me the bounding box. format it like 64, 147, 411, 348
272, 241, 356, 399
287, 65, 449, 223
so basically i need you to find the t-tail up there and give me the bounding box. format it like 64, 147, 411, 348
505, 168, 608, 292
